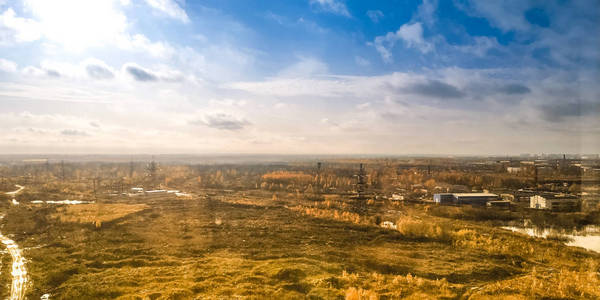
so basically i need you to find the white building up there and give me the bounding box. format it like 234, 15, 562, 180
530, 194, 579, 211
131, 187, 144, 193
506, 167, 521, 174
391, 194, 404, 201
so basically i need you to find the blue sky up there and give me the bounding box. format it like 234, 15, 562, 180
0, 0, 598, 154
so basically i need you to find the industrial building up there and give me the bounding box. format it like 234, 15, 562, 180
433, 193, 454, 204
433, 193, 499, 206
453, 193, 499, 205
530, 193, 579, 212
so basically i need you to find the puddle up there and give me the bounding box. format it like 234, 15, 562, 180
502, 225, 600, 253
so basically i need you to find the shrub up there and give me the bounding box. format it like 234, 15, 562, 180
345, 287, 379, 300
395, 217, 452, 242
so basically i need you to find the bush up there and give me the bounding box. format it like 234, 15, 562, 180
345, 287, 378, 300
395, 217, 452, 242
429, 206, 516, 222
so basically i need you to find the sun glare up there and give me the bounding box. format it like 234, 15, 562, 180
24, 0, 127, 51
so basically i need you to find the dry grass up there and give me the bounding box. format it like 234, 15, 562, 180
340, 270, 459, 299
345, 287, 379, 300
52, 203, 149, 225
470, 260, 600, 299
395, 217, 452, 241
262, 171, 313, 184
3, 193, 598, 299
291, 206, 363, 224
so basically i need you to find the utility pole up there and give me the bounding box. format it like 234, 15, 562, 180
93, 177, 101, 200
316, 162, 322, 194
352, 163, 369, 213
427, 160, 431, 176
534, 166, 539, 188
147, 157, 157, 179
60, 160, 65, 182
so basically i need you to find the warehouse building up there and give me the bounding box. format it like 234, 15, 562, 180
433, 193, 454, 204
453, 193, 499, 205
433, 193, 498, 206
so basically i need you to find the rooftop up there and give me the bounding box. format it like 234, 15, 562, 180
537, 193, 578, 199
453, 193, 498, 197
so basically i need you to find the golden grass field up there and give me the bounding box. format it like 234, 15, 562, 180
51, 203, 149, 227
0, 192, 598, 299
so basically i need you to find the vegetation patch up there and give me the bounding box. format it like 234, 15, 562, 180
51, 203, 149, 226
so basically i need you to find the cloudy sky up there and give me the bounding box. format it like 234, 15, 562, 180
0, 0, 598, 155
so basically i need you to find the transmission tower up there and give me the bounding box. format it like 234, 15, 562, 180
129, 160, 134, 178
355, 163, 367, 199
146, 157, 158, 178
60, 160, 65, 182
349, 163, 370, 213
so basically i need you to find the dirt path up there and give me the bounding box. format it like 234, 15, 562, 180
5, 185, 24, 196
0, 231, 27, 300
1, 185, 28, 299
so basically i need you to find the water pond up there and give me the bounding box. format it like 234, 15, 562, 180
502, 225, 600, 253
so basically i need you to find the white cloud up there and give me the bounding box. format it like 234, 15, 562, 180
144, 0, 190, 23
278, 56, 328, 78
22, 65, 60, 77
414, 0, 437, 27
123, 63, 158, 82
120, 34, 175, 58
354, 56, 370, 67
174, 45, 256, 82
366, 10, 383, 23
18, 59, 116, 80
397, 22, 432, 53
0, 66, 598, 154
23, 0, 128, 51
0, 57, 16, 72
372, 22, 433, 63
456, 36, 500, 57
310, 0, 350, 17
0, 8, 42, 44
455, 1, 530, 32
84, 58, 115, 80
1, 1, 174, 59
191, 112, 250, 131
0, 1, 596, 154
61, 129, 88, 136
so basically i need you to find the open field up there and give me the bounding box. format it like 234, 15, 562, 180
0, 157, 598, 299
0, 192, 598, 299
50, 203, 150, 226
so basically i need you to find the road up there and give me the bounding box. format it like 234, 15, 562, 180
1, 185, 28, 300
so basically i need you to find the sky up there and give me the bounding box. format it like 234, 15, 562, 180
0, 0, 598, 155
